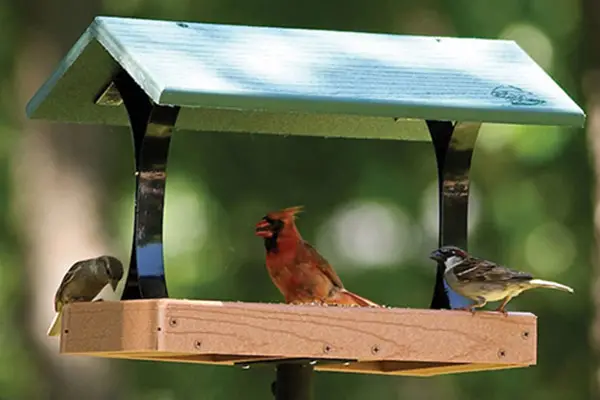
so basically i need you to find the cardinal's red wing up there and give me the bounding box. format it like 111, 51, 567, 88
297, 240, 345, 289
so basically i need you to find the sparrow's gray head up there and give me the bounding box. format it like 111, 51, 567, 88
430, 246, 468, 264
100, 256, 124, 290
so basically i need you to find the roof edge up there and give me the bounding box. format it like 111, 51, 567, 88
25, 28, 95, 118
92, 16, 165, 104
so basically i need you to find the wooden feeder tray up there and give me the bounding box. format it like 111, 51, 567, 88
60, 299, 536, 376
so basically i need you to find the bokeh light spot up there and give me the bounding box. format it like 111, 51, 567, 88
525, 221, 575, 276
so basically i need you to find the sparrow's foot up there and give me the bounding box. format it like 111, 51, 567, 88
495, 306, 509, 316
457, 306, 477, 315
495, 296, 512, 316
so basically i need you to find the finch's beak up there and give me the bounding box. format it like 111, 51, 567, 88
255, 220, 273, 238
429, 249, 444, 262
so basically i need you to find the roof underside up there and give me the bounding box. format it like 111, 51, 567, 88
26, 16, 585, 141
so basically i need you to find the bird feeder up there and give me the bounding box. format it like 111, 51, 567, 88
26, 16, 585, 400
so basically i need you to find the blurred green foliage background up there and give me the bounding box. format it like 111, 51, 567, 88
0, 0, 594, 399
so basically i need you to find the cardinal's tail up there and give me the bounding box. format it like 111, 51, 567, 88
335, 289, 381, 307
528, 279, 574, 293
47, 312, 62, 337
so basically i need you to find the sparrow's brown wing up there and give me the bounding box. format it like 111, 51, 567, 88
53, 260, 109, 312
298, 241, 345, 289
54, 262, 83, 312
453, 257, 532, 283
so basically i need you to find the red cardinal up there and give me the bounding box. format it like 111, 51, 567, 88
255, 206, 379, 307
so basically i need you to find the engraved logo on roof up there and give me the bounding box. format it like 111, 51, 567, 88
491, 85, 546, 106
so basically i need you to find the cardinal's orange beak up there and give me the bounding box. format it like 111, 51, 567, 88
255, 220, 273, 238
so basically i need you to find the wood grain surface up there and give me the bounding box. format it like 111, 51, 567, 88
60, 299, 537, 376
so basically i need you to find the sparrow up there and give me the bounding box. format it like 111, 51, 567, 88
429, 245, 574, 314
255, 206, 379, 307
47, 255, 124, 336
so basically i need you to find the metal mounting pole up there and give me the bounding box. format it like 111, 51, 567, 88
272, 363, 314, 400
110, 70, 180, 299
426, 121, 481, 309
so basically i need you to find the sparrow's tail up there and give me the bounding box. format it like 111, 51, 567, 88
47, 312, 62, 337
528, 279, 574, 293
332, 289, 381, 307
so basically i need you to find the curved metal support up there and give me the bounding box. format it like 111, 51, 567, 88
113, 71, 180, 299
427, 121, 481, 310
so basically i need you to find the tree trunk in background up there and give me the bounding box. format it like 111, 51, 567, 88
584, 0, 600, 398
12, 1, 120, 399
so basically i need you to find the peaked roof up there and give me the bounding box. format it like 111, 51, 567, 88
26, 16, 585, 140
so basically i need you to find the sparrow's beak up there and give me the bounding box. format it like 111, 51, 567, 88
255, 220, 273, 238
429, 249, 444, 262
110, 279, 120, 291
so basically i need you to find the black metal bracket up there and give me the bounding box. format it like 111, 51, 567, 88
111, 70, 180, 299
426, 121, 481, 310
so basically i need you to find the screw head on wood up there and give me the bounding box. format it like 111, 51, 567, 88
169, 318, 178, 327
371, 345, 381, 355
323, 344, 332, 354
521, 331, 530, 339
498, 349, 506, 358
194, 340, 202, 349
